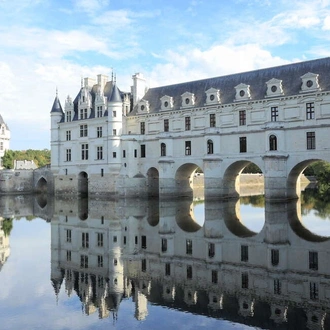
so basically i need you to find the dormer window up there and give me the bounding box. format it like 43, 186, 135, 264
266, 78, 284, 97
181, 92, 195, 108
137, 99, 149, 114
160, 95, 173, 111
205, 88, 220, 105
234, 83, 251, 102
300, 72, 320, 93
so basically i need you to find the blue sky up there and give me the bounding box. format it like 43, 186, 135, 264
1, 0, 330, 150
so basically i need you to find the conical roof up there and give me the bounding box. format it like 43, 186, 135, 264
109, 84, 122, 103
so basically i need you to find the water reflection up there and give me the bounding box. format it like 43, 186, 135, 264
1, 194, 330, 330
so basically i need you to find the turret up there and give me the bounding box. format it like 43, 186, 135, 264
50, 91, 64, 170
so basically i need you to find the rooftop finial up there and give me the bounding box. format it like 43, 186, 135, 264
111, 70, 114, 83
114, 73, 116, 84
56, 87, 58, 97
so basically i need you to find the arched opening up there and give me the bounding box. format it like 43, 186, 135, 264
175, 163, 204, 199
207, 139, 214, 154
35, 177, 47, 194
269, 134, 277, 151
147, 167, 159, 198
222, 161, 264, 199
175, 199, 203, 232
78, 172, 88, 196
160, 143, 166, 156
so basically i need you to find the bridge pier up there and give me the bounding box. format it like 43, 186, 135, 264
263, 155, 291, 200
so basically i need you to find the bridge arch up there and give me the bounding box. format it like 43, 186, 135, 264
147, 167, 159, 198
78, 171, 88, 196
175, 163, 202, 198
35, 176, 47, 194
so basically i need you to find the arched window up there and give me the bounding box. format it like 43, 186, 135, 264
207, 139, 214, 154
269, 135, 277, 151
161, 143, 166, 156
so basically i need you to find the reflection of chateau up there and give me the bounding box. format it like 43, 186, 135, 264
50, 198, 330, 329
0, 217, 10, 271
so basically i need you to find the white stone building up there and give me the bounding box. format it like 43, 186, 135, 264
0, 115, 10, 168
51, 57, 330, 199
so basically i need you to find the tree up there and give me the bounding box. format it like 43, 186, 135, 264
1, 218, 13, 236
2, 149, 51, 169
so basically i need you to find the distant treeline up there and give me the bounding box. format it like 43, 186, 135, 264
2, 149, 51, 169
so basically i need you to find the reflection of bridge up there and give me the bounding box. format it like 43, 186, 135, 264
44, 196, 330, 329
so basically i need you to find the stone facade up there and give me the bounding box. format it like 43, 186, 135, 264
0, 115, 10, 168
51, 57, 330, 199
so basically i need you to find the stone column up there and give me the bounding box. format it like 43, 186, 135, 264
158, 159, 177, 199
203, 157, 224, 199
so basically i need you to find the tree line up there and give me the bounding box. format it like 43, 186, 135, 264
2, 149, 51, 169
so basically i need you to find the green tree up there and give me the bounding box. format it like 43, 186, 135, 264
2, 149, 51, 169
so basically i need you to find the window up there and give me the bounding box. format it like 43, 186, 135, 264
113, 110, 116, 117
66, 250, 71, 262
66, 111, 71, 122
310, 282, 319, 300
309, 251, 318, 270
123, 150, 126, 158
239, 110, 246, 125
66, 229, 72, 243
185, 141, 191, 156
164, 119, 169, 132
271, 249, 279, 266
81, 144, 88, 160
113, 152, 117, 158
142, 259, 146, 272
80, 108, 88, 119
207, 140, 214, 154
141, 144, 146, 158
210, 114, 216, 127
114, 259, 118, 266
97, 146, 103, 160
66, 149, 71, 162
97, 126, 102, 138
101, 169, 104, 177
97, 233, 103, 247
185, 116, 191, 130
134, 149, 137, 158
161, 238, 167, 252
161, 143, 166, 156
269, 135, 277, 151
123, 236, 126, 245
186, 239, 192, 255
240, 137, 247, 153
208, 243, 215, 258
82, 232, 89, 248
80, 124, 88, 137
307, 132, 315, 150
165, 263, 171, 276
271, 106, 278, 122
141, 235, 147, 249
80, 255, 88, 268
97, 276, 104, 288
211, 270, 218, 284
97, 106, 102, 118
66, 130, 71, 141
98, 255, 103, 267
187, 265, 192, 279
241, 245, 249, 262
0, 142, 3, 151
274, 279, 281, 294
113, 236, 117, 243
113, 129, 117, 136
140, 122, 145, 135
241, 273, 249, 289
306, 102, 315, 119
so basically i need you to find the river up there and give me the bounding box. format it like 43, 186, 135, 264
0, 190, 329, 330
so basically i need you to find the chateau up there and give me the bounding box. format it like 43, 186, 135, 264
50, 57, 330, 199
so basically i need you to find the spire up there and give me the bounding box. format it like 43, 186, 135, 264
51, 89, 64, 113
109, 84, 122, 103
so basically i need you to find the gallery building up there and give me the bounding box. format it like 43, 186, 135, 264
50, 57, 330, 199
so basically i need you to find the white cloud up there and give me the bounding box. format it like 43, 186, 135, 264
148, 44, 290, 87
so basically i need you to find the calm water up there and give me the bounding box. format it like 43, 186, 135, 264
0, 191, 330, 330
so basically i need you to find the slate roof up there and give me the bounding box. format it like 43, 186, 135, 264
0, 114, 9, 130
129, 57, 330, 115
50, 95, 64, 114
